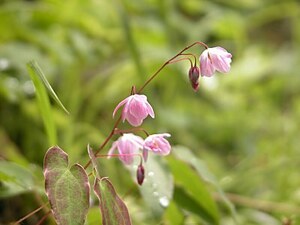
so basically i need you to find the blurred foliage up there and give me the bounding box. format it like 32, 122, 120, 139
1, 0, 300, 224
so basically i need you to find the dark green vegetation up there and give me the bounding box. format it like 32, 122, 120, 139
1, 0, 300, 224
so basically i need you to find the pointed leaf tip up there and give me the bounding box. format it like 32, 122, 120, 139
94, 177, 132, 225
87, 145, 101, 178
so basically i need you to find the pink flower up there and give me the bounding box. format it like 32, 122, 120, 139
199, 47, 232, 77
143, 133, 171, 161
113, 94, 155, 127
108, 133, 144, 165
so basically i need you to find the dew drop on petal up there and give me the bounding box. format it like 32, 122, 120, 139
159, 196, 170, 208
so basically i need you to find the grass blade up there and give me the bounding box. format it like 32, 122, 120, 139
27, 60, 69, 115
27, 61, 57, 145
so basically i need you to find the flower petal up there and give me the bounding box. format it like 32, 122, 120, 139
113, 96, 130, 119
117, 138, 135, 164
200, 51, 215, 77
143, 133, 171, 156
129, 98, 148, 119
146, 102, 155, 118
126, 112, 143, 127
107, 142, 118, 158
199, 47, 232, 76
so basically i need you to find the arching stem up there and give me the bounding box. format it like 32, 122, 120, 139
137, 41, 208, 93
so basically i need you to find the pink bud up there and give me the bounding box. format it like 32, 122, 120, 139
136, 164, 145, 185
188, 66, 200, 91
199, 47, 232, 77
113, 94, 155, 127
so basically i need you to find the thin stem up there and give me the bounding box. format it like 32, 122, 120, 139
84, 41, 208, 170
169, 57, 193, 67
96, 153, 143, 161
178, 53, 197, 67
33, 192, 50, 218
137, 41, 207, 93
35, 211, 51, 225
84, 115, 122, 169
12, 203, 48, 225
97, 116, 122, 154
137, 60, 169, 93
131, 86, 136, 94
114, 127, 149, 137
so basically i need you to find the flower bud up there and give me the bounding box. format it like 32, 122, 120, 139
136, 164, 145, 185
188, 66, 200, 91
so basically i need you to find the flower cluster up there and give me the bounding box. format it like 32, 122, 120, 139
107, 42, 232, 185
110, 94, 171, 184
108, 132, 171, 165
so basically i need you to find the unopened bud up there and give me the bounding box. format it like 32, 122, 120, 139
188, 66, 200, 91
136, 164, 145, 185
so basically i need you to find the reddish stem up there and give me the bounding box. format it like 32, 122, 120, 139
131, 86, 136, 94
114, 127, 149, 136
137, 41, 208, 93
179, 53, 198, 67
169, 57, 193, 67
35, 211, 51, 225
84, 116, 122, 169
12, 203, 48, 225
96, 153, 143, 161
83, 41, 207, 170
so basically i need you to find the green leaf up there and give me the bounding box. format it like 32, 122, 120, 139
86, 206, 102, 225
172, 146, 237, 223
168, 156, 219, 225
26, 61, 57, 145
137, 155, 174, 216
0, 129, 30, 167
0, 160, 34, 198
27, 60, 69, 115
93, 177, 132, 225
43, 146, 90, 225
163, 201, 185, 225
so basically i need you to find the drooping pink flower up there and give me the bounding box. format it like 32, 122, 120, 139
113, 94, 155, 127
199, 47, 232, 77
143, 133, 171, 161
188, 66, 200, 91
108, 133, 144, 165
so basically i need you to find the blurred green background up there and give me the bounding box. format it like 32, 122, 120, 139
1, 0, 300, 224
